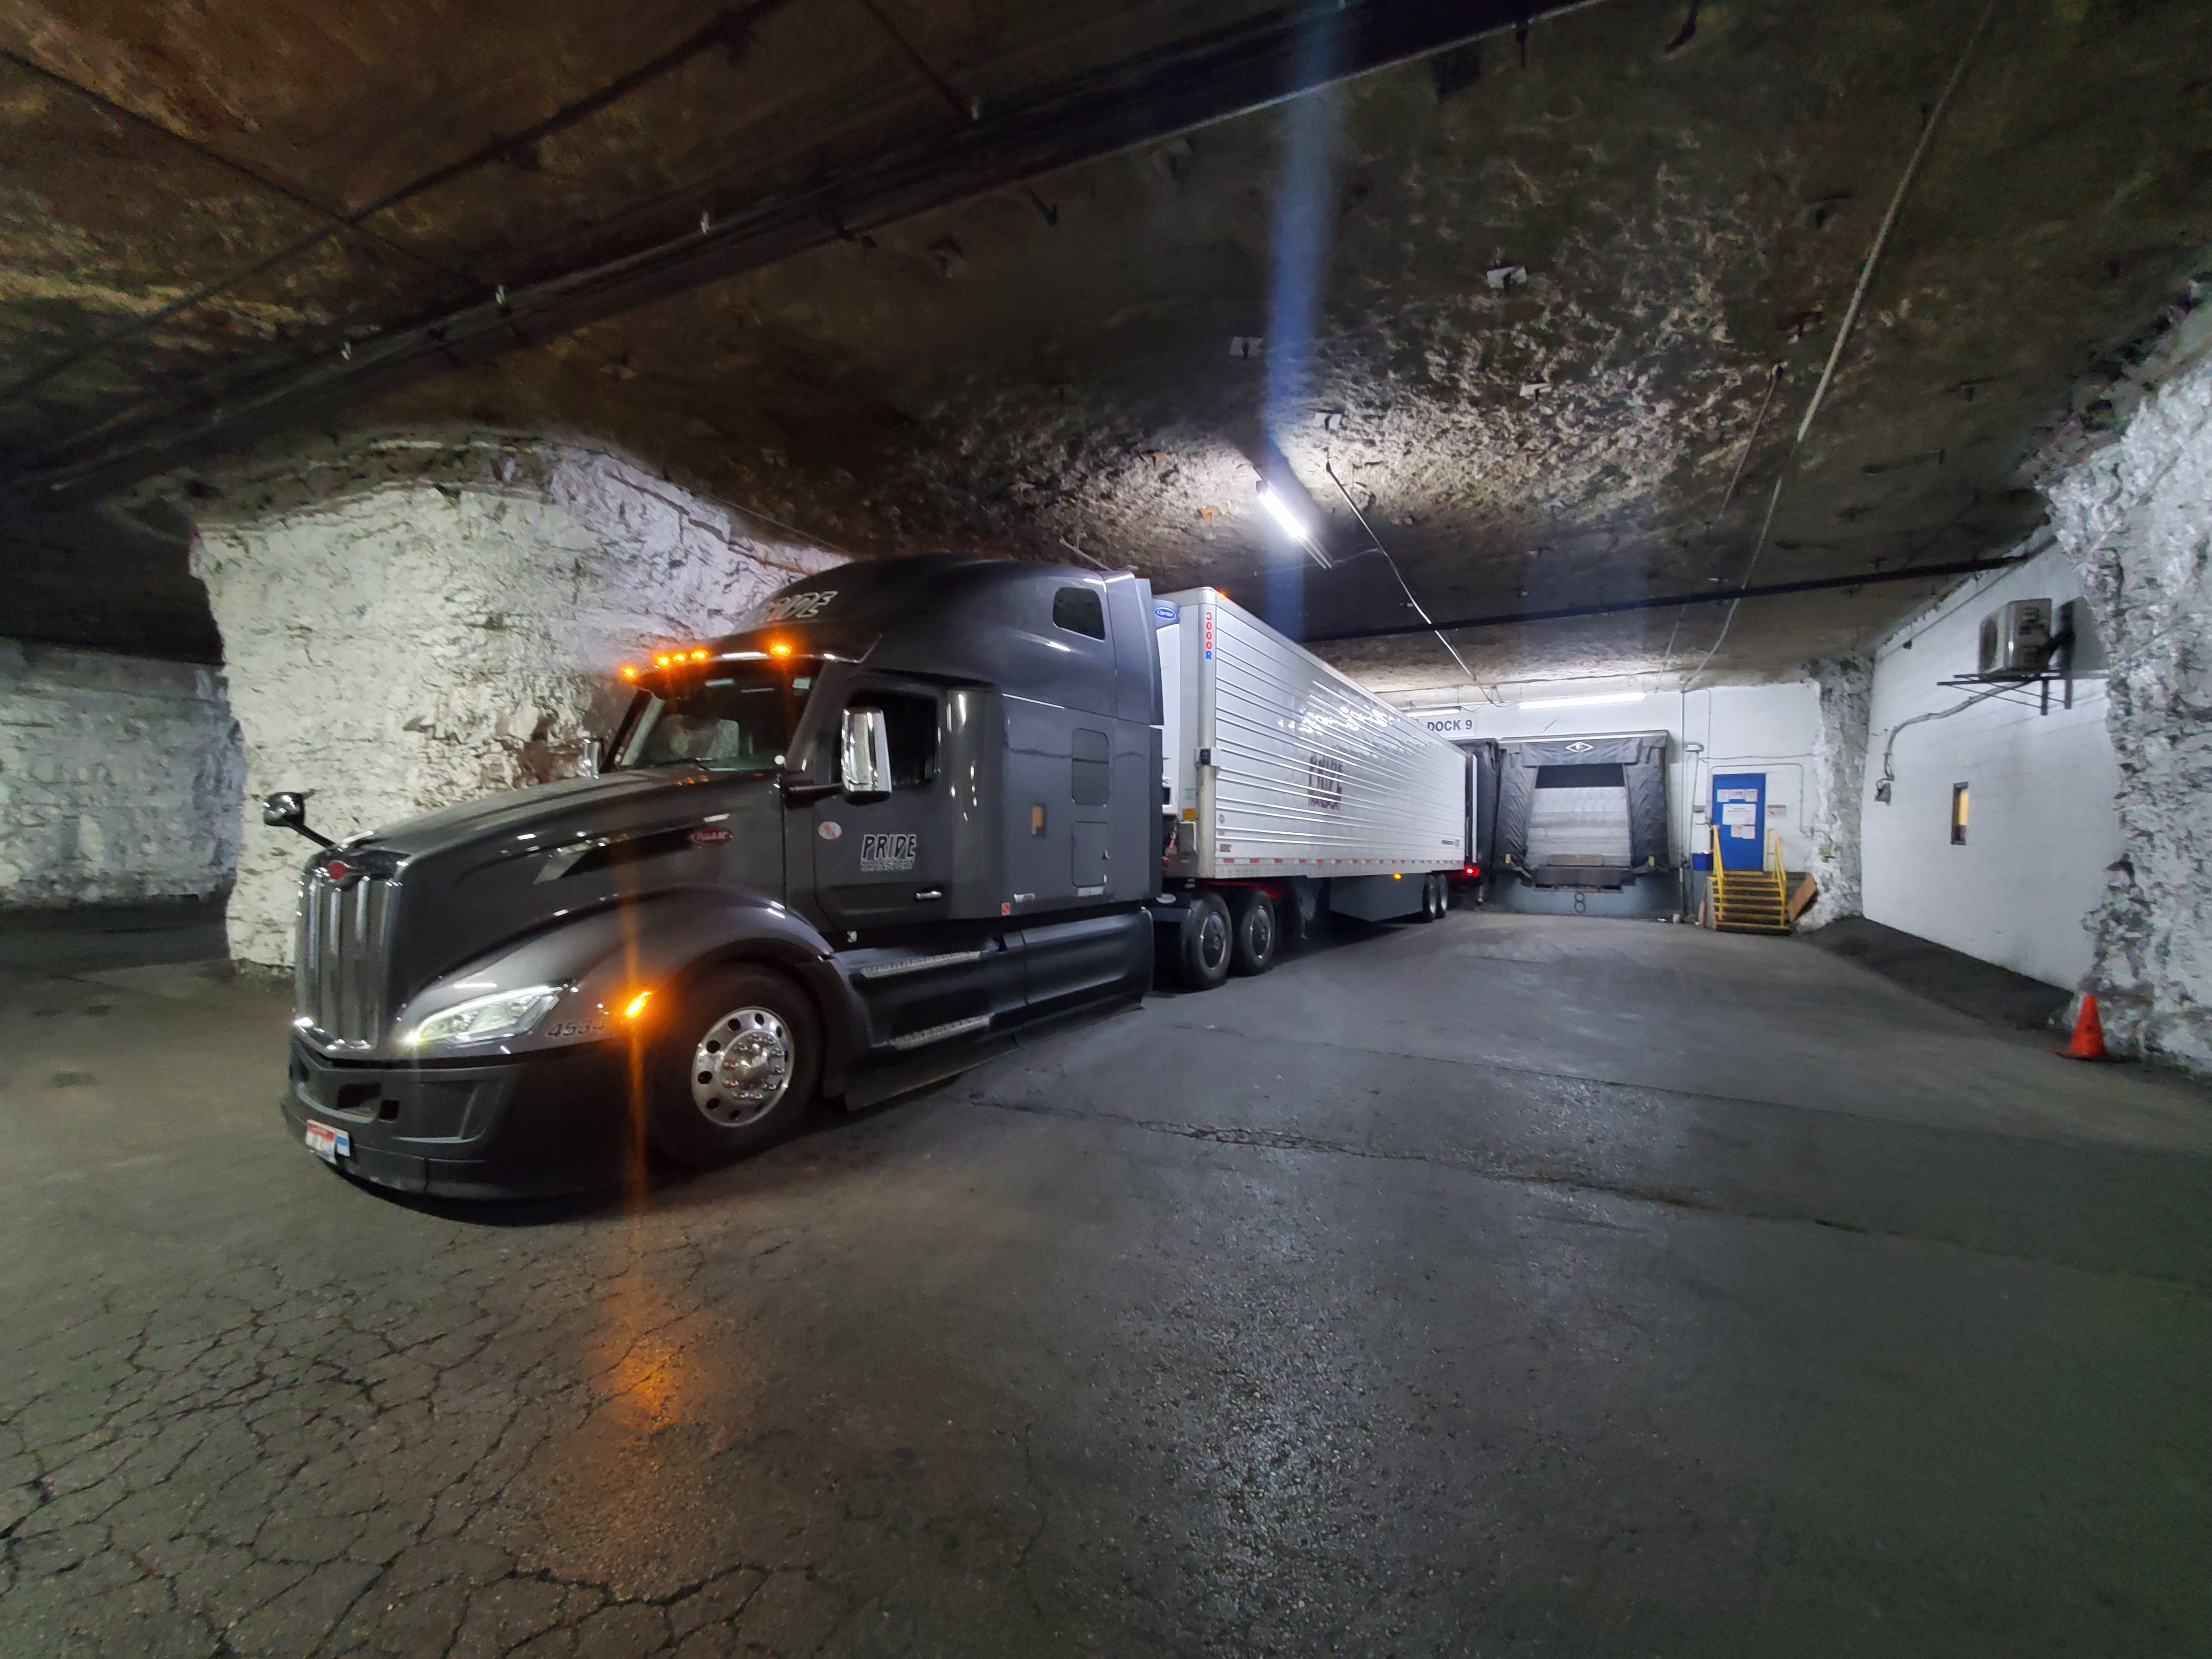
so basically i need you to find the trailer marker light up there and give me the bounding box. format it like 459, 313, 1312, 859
621, 665, 637, 680
690, 649, 708, 661
623, 990, 652, 1021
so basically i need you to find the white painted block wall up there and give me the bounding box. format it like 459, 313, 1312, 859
1860, 545, 2120, 989
0, 638, 243, 905
1393, 682, 1828, 869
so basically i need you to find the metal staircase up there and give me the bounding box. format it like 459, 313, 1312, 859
1708, 826, 1791, 935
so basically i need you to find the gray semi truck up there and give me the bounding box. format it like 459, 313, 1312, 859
270, 553, 1465, 1197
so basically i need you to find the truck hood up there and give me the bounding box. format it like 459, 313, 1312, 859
358, 768, 721, 858
314, 768, 787, 1022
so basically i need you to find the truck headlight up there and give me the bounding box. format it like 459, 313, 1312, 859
405, 985, 564, 1052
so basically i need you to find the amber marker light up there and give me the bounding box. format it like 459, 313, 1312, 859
623, 990, 653, 1021
690, 649, 708, 661
621, 665, 638, 681
769, 640, 792, 658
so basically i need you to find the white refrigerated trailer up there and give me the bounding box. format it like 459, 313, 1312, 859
1148, 587, 1468, 989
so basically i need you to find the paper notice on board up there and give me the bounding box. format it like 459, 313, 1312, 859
1731, 824, 1755, 839
1721, 803, 1757, 827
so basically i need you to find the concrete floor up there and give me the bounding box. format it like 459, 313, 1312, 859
4, 908, 2211, 1659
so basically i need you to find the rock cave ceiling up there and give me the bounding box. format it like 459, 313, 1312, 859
0, 0, 2207, 687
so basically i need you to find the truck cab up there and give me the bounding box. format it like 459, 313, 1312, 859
277, 554, 1161, 1197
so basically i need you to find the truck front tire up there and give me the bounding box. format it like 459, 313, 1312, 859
648, 965, 821, 1167
1229, 889, 1278, 976
1174, 892, 1233, 991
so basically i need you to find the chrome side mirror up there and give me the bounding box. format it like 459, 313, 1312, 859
261, 791, 334, 848
579, 736, 603, 778
840, 706, 892, 802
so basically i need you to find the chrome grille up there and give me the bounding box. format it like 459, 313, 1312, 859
295, 871, 397, 1049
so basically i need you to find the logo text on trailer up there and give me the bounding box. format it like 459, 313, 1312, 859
858, 832, 918, 873
1565, 740, 1595, 754
1307, 752, 1346, 810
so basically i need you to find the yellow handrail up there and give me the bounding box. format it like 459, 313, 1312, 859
1707, 822, 1791, 929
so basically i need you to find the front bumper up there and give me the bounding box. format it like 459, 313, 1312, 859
281, 1037, 642, 1199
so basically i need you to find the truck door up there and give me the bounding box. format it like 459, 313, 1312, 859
809, 680, 956, 936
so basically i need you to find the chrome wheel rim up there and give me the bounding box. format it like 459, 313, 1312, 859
1248, 903, 1273, 960
690, 1005, 794, 1128
1198, 910, 1230, 973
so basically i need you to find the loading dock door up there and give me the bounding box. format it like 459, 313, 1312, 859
1493, 732, 1670, 883
1525, 764, 1633, 878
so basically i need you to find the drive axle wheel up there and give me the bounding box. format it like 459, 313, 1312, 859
1174, 891, 1233, 991
1229, 889, 1278, 976
649, 966, 820, 1166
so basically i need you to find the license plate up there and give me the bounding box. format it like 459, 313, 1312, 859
303, 1120, 350, 1164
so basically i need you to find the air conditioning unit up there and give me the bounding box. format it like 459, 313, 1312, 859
1977, 599, 2053, 680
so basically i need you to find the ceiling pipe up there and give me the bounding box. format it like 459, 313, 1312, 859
1296, 555, 2024, 644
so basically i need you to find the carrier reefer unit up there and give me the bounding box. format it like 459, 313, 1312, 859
265, 556, 1466, 1200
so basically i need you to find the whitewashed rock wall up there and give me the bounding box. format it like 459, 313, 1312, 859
0, 639, 242, 905
2045, 350, 2212, 1073
190, 433, 843, 968
1799, 656, 1871, 931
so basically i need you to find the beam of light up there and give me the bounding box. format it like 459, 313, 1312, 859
1256, 484, 1308, 542
1518, 691, 1646, 710
1262, 24, 1345, 630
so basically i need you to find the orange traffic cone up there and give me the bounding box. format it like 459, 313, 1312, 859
2059, 994, 2110, 1061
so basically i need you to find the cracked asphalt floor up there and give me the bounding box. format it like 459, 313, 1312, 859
4, 904, 2212, 1657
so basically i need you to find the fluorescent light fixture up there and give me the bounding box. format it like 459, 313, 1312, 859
1256, 484, 1308, 542
1518, 691, 1645, 710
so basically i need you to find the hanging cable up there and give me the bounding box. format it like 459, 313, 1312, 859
1664, 356, 1784, 668
1873, 680, 2013, 800
1683, 0, 2002, 689
1323, 458, 1476, 683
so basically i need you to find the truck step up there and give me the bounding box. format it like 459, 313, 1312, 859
855, 948, 986, 981
889, 1012, 994, 1051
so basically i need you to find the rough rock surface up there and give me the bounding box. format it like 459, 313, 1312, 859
0, 637, 241, 905
189, 432, 840, 968
2045, 350, 2212, 1074
19, 0, 2210, 686
1799, 655, 1872, 931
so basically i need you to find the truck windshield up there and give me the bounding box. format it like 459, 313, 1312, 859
615, 666, 812, 774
